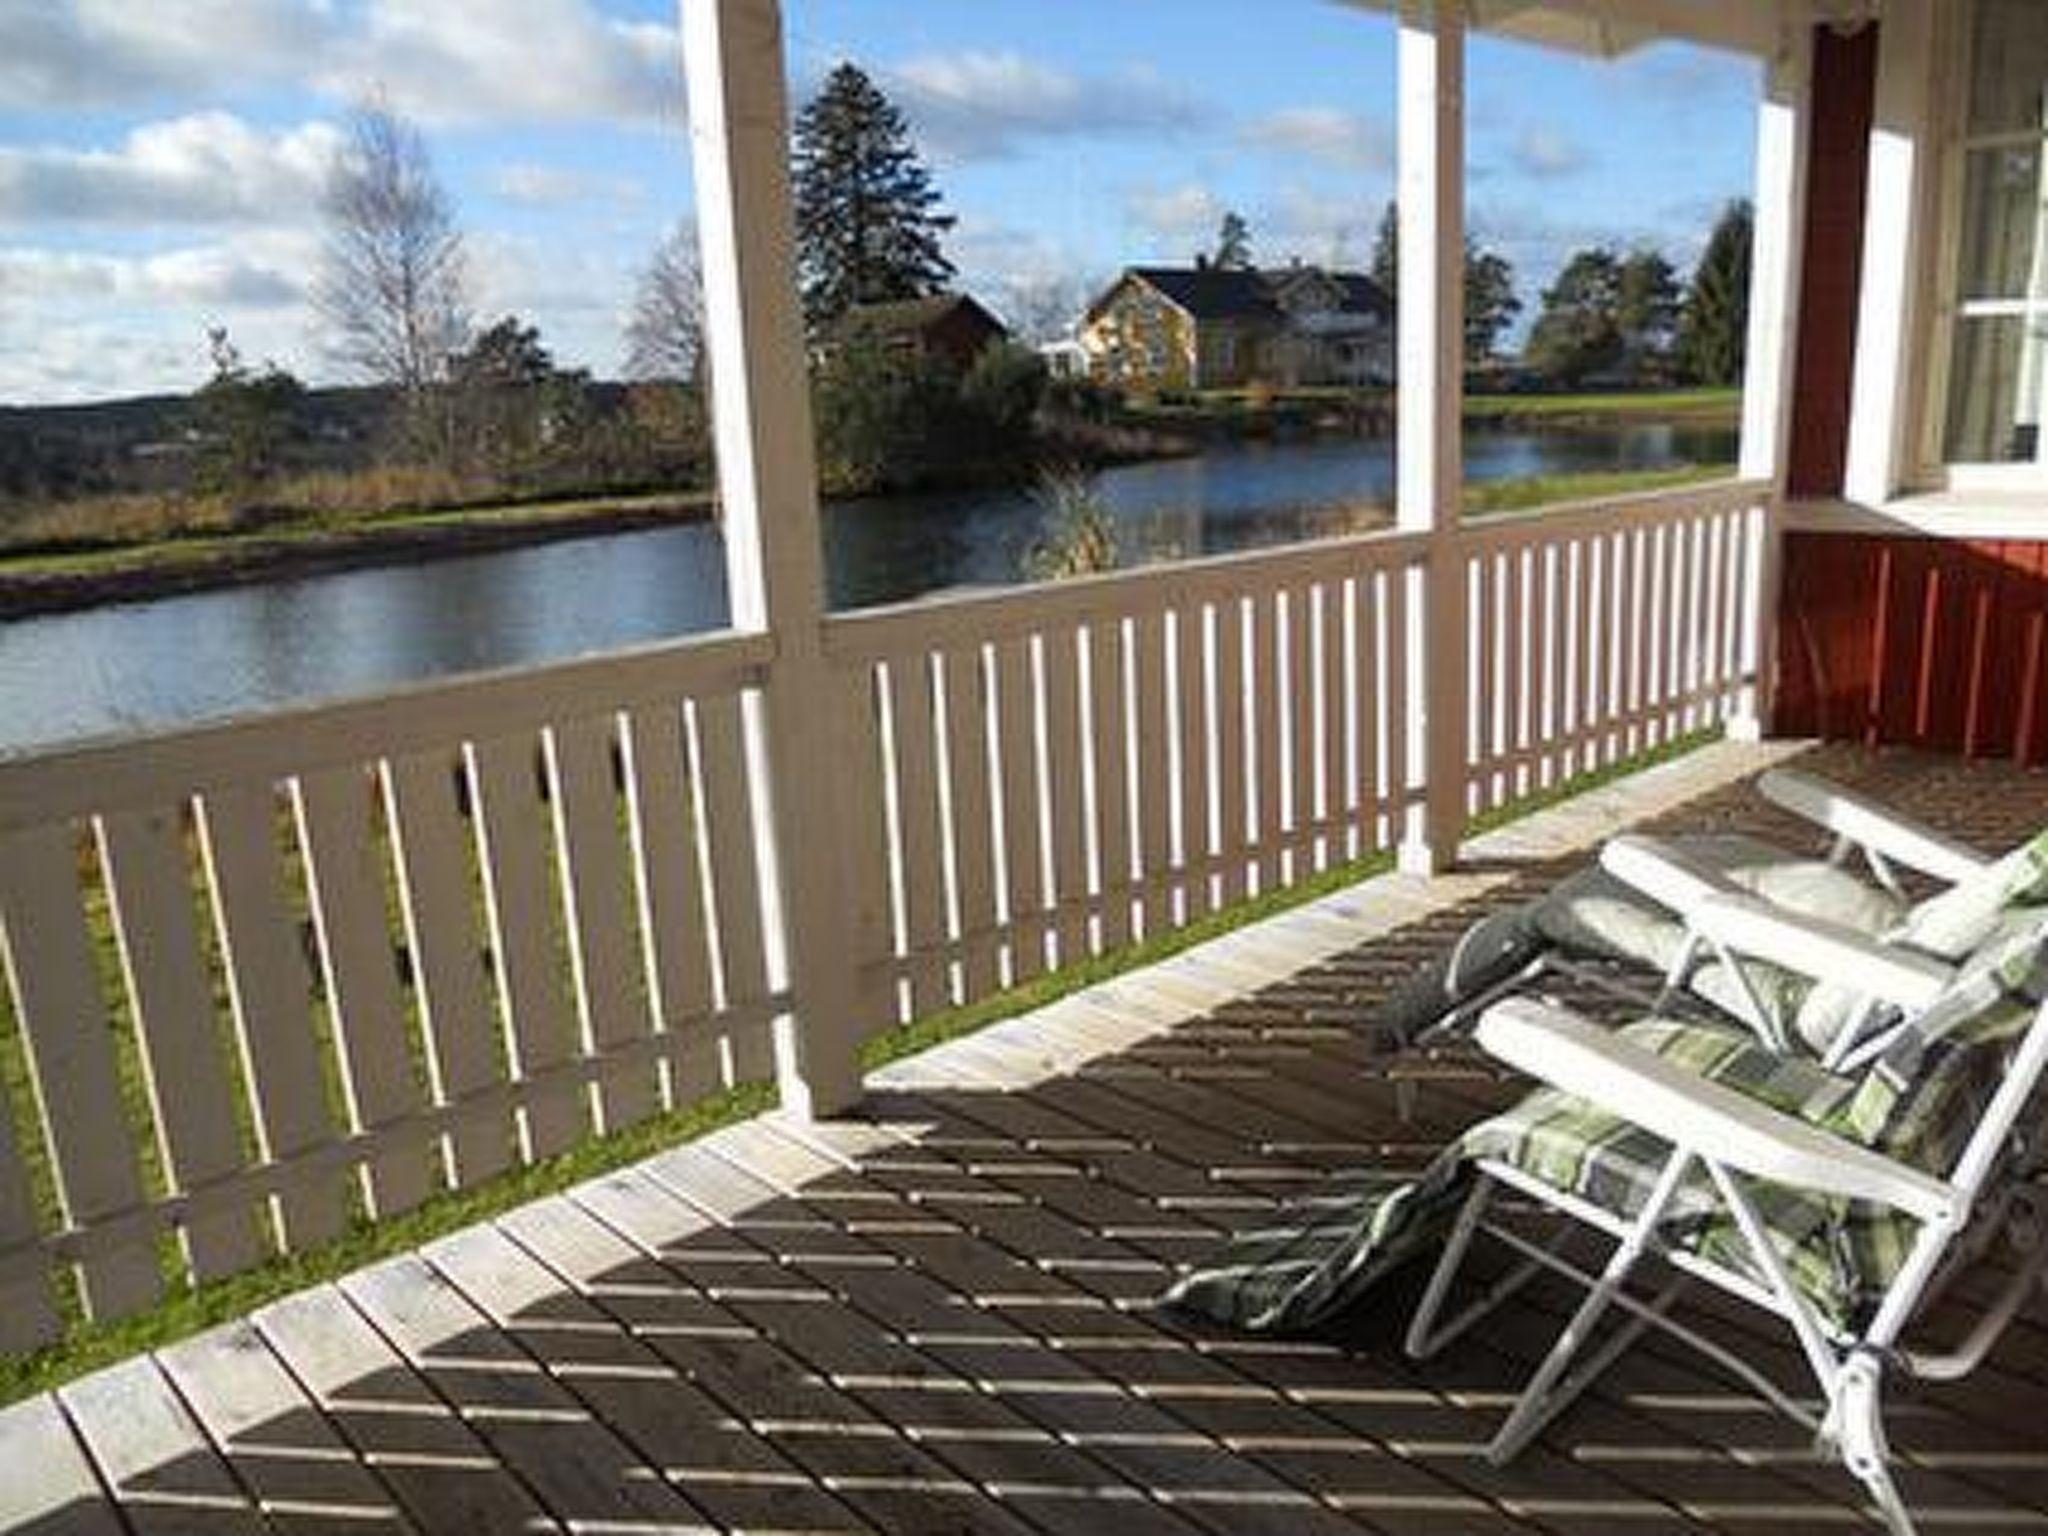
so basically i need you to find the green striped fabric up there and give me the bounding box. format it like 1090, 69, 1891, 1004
1167, 883, 2048, 1338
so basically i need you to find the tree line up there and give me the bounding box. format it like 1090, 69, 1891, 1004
1359, 197, 1752, 387
37, 63, 1755, 535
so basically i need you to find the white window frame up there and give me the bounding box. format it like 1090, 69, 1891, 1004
1923, 0, 2048, 489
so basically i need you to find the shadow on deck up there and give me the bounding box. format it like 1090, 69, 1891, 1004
9, 740, 2048, 1534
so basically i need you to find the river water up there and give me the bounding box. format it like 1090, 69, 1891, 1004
0, 422, 1734, 754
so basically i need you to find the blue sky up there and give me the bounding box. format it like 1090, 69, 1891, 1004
0, 0, 1760, 404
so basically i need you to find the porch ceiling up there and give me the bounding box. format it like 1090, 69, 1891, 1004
1338, 0, 1879, 59
14, 739, 2048, 1533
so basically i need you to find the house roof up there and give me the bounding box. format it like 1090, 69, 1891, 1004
829, 293, 1007, 342
1092, 265, 1390, 325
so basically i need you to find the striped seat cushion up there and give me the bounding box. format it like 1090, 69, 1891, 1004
1169, 924, 2048, 1339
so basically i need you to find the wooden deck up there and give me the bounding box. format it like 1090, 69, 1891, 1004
10, 739, 2048, 1535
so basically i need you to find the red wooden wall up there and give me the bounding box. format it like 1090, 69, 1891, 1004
1776, 532, 2048, 763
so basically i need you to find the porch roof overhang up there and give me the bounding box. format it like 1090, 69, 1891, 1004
1337, 0, 1877, 59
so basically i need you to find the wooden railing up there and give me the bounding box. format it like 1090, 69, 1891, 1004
1457, 479, 1767, 812
0, 477, 1772, 1350
825, 528, 1431, 1023
0, 631, 781, 1349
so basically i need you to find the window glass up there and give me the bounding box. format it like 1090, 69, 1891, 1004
1946, 314, 2043, 462
1967, 0, 2048, 135
1943, 0, 2048, 464
1957, 143, 2043, 300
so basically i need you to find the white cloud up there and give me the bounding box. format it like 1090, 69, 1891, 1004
0, 0, 329, 108
320, 0, 681, 126
491, 162, 645, 208
0, 234, 315, 311
1124, 182, 1226, 251
1241, 108, 1393, 174
0, 113, 340, 227
1506, 125, 1588, 178
0, 0, 680, 125
884, 51, 1203, 162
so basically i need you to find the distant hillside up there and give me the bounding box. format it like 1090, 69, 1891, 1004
0, 381, 644, 511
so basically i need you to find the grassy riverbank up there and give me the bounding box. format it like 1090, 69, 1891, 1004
0, 490, 714, 617
1114, 384, 1739, 436
1463, 386, 1739, 427
0, 457, 1735, 619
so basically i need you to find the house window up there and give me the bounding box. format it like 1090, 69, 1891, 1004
1939, 0, 2048, 469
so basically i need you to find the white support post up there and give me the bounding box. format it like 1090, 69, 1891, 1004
684, 0, 865, 1116
1397, 0, 1467, 877
1731, 20, 1814, 743
1845, 4, 1934, 507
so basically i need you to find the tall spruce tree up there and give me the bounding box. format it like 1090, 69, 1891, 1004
1616, 249, 1682, 379
1364, 200, 1522, 366
1677, 199, 1753, 386
793, 62, 955, 329
1369, 199, 1398, 303
1525, 247, 1626, 385
1212, 210, 1252, 269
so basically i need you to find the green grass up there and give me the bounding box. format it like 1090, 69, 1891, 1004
0, 1081, 774, 1407
1463, 387, 1740, 421
1464, 463, 1731, 516
0, 489, 710, 583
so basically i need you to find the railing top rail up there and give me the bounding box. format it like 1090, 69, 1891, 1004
1455, 475, 1771, 552
0, 627, 774, 832
823, 524, 1432, 662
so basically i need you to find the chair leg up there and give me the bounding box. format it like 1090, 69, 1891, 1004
1833, 1351, 1915, 1536
1406, 1175, 1495, 1359
1485, 1150, 1694, 1465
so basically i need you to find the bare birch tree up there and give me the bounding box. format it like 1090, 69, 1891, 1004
623, 222, 704, 383
315, 98, 470, 399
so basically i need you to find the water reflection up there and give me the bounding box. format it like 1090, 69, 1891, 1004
0, 423, 1734, 753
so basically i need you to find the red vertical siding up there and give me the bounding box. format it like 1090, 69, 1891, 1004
1777, 532, 2048, 764
1786, 25, 1879, 500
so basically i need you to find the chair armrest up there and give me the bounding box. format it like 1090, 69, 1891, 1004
1757, 768, 1990, 886
1600, 833, 1749, 911
1691, 890, 1953, 1010
1476, 998, 1956, 1223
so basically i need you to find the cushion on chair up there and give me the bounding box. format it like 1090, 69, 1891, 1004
1791, 826, 2048, 1051
1363, 832, 1906, 1052
1476, 916, 2048, 1336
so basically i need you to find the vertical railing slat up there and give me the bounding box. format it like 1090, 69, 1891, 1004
884, 656, 949, 1015
1317, 582, 1346, 867
1385, 564, 1412, 850
1283, 586, 1314, 877
382, 751, 514, 1184
941, 646, 999, 1001
1041, 629, 1091, 968
1249, 589, 1282, 893
1351, 571, 1383, 852
96, 807, 264, 1282
1214, 595, 1250, 906
1175, 602, 1215, 922
0, 826, 160, 1319
993, 638, 1045, 985
545, 716, 660, 1132
0, 1074, 59, 1349
293, 767, 433, 1218
1132, 608, 1173, 935
466, 736, 585, 1160
692, 694, 775, 1083
619, 706, 717, 1108
195, 784, 347, 1252
1088, 619, 1133, 948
